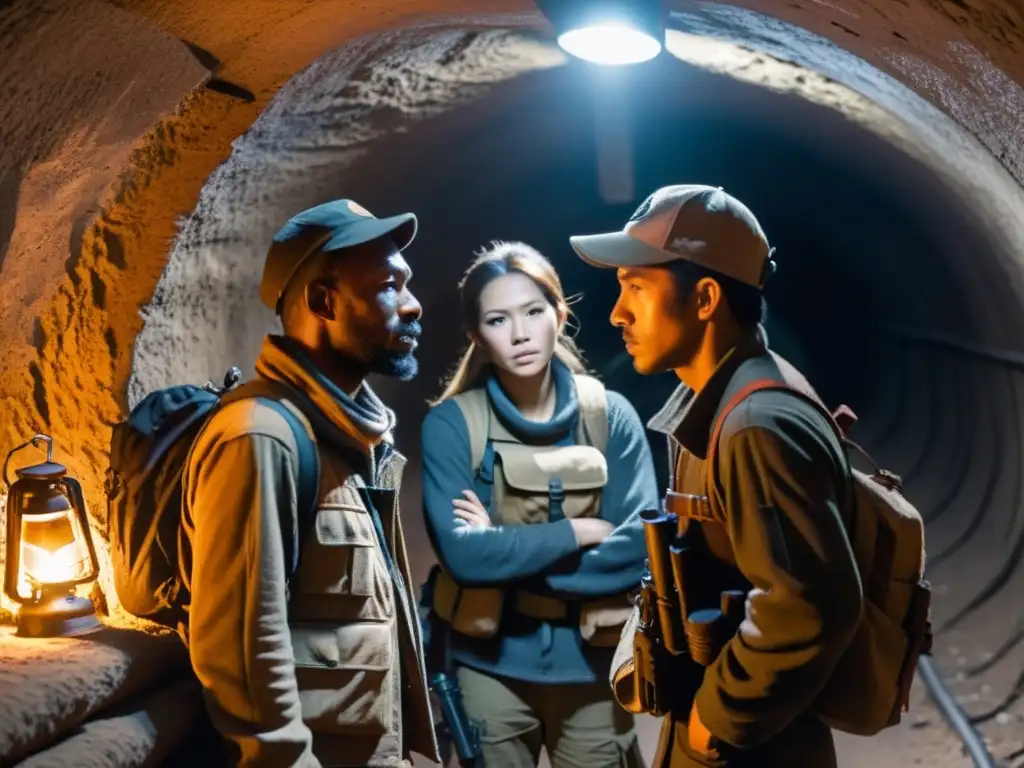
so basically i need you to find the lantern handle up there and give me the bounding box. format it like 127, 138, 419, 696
3, 434, 54, 490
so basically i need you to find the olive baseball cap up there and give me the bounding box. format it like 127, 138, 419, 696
570, 185, 773, 289
260, 199, 418, 312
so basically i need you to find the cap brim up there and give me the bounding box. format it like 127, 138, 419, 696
322, 212, 418, 254
570, 231, 675, 269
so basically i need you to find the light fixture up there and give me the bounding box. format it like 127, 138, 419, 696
536, 0, 665, 66
3, 434, 101, 638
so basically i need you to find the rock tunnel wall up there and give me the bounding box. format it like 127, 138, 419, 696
2, 0, 1024, 759
0, 0, 1021, 514
131, 20, 1024, 761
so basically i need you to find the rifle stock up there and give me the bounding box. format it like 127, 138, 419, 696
430, 670, 483, 768
421, 575, 483, 768
634, 574, 670, 715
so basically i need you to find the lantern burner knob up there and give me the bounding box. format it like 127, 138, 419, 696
15, 593, 101, 638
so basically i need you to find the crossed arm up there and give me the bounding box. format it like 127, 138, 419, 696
420, 393, 657, 594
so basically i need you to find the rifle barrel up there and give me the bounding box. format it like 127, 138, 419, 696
640, 509, 685, 655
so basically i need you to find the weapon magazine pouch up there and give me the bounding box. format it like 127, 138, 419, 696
431, 565, 505, 640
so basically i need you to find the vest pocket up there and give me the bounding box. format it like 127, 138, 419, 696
492, 443, 608, 525
292, 620, 394, 735
431, 566, 505, 639
299, 505, 377, 598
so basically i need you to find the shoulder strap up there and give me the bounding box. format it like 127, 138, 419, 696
574, 374, 609, 453
219, 380, 321, 584
704, 378, 882, 532
450, 388, 490, 471
706, 379, 843, 475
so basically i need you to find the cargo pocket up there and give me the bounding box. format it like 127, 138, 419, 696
493, 443, 608, 525
580, 594, 635, 648
432, 566, 505, 639
292, 620, 394, 735
296, 505, 393, 622
300, 505, 377, 598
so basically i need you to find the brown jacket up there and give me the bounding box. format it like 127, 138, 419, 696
182, 336, 439, 767
611, 331, 863, 767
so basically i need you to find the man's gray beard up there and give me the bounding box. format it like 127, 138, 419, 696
367, 349, 419, 382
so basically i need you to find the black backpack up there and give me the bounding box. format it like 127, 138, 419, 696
105, 367, 320, 630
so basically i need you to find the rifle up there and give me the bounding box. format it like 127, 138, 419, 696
430, 664, 484, 768
633, 507, 747, 714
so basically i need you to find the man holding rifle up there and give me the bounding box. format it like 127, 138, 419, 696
569, 185, 864, 766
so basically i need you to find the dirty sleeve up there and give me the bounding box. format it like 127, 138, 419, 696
186, 429, 320, 767
694, 402, 863, 748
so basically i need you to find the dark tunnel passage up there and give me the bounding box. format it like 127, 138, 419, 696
126, 31, 1024, 762
350, 54, 1024, 741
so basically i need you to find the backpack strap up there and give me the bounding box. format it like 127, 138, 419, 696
705, 379, 896, 480
574, 374, 609, 452
218, 380, 321, 588
704, 378, 862, 531
709, 379, 849, 463
451, 388, 491, 472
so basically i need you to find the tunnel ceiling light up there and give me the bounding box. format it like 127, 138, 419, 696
536, 0, 665, 66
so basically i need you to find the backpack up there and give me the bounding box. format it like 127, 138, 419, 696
707, 379, 933, 736
105, 367, 320, 630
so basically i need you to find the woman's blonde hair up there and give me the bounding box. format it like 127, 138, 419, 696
432, 241, 587, 405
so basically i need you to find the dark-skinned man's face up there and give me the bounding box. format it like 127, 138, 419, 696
318, 238, 423, 381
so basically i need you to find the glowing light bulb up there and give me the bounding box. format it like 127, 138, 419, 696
22, 541, 87, 586
557, 23, 662, 66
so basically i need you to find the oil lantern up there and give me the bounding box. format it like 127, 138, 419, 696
3, 434, 101, 637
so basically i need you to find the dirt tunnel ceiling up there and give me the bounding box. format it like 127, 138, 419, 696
3, 0, 1024, 761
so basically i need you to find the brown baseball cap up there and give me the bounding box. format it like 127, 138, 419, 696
570, 185, 773, 288
260, 199, 418, 312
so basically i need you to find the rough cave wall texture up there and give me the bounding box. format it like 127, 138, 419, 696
0, 0, 1022, 606
0, 1, 1022, 763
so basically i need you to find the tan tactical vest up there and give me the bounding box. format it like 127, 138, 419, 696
431, 374, 633, 647
289, 440, 436, 766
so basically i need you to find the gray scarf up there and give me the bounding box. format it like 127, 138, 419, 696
254, 335, 396, 450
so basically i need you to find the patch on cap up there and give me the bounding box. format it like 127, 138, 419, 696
669, 237, 708, 255
347, 200, 374, 218
629, 195, 653, 223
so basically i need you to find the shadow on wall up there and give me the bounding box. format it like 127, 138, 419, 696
126, 25, 1011, 603
0, 2, 206, 477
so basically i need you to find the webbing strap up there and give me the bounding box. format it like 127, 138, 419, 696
707, 379, 843, 472
216, 380, 321, 588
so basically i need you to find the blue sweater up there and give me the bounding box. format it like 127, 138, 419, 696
420, 363, 659, 684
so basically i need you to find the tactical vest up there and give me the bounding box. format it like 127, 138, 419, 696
431, 374, 633, 647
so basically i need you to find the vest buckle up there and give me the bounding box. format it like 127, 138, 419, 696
549, 478, 566, 521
